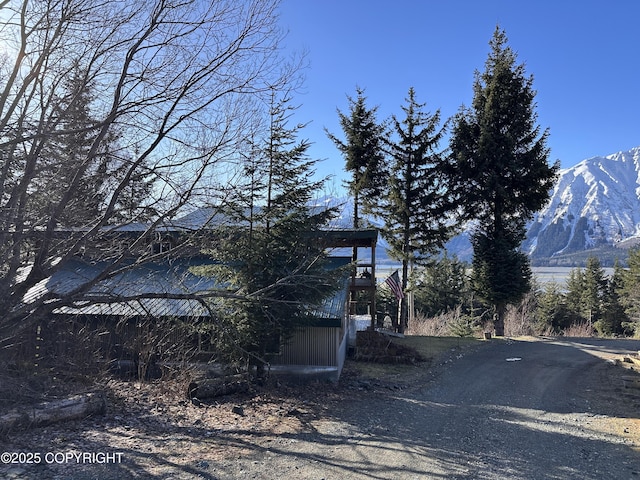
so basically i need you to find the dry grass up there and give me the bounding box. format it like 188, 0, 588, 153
407, 311, 452, 336
562, 321, 596, 337
504, 304, 537, 337
346, 334, 480, 381
407, 308, 478, 337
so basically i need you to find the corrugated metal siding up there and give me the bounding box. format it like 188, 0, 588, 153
274, 272, 350, 368
335, 326, 347, 376
275, 327, 340, 366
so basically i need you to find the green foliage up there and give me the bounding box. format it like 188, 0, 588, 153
410, 253, 639, 338
203, 219, 342, 367
378, 88, 454, 263
200, 93, 341, 372
29, 63, 156, 227
536, 281, 573, 333
564, 267, 585, 316
618, 248, 640, 336
327, 87, 387, 228
580, 256, 607, 323
447, 313, 476, 338
562, 256, 628, 336
376, 88, 454, 331
412, 254, 470, 317
471, 230, 532, 330
595, 261, 627, 336
375, 282, 398, 323
448, 27, 558, 334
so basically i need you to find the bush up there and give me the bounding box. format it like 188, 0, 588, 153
407, 307, 478, 337
563, 321, 595, 337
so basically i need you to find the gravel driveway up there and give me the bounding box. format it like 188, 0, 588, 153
2, 337, 640, 479
218, 337, 640, 480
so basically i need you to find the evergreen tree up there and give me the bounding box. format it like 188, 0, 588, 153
203, 93, 340, 376
619, 248, 640, 337
581, 256, 607, 325
536, 281, 571, 333
24, 64, 106, 227
597, 260, 627, 336
108, 154, 158, 224
448, 27, 558, 335
565, 267, 585, 319
563, 258, 616, 335
0, 0, 292, 370
377, 88, 453, 331
33, 64, 156, 227
327, 87, 387, 229
412, 254, 469, 318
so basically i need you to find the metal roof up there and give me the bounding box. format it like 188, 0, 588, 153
309, 229, 378, 248
25, 256, 219, 319
26, 255, 351, 322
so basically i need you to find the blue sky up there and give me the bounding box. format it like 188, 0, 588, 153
277, 0, 640, 188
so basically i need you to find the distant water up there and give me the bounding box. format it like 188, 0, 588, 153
375, 265, 614, 288
532, 267, 614, 287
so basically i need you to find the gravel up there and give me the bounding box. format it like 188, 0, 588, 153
1, 337, 639, 479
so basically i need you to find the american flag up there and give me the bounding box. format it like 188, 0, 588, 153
385, 270, 404, 300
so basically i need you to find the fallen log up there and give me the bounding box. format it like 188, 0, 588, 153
188, 374, 249, 399
0, 392, 106, 433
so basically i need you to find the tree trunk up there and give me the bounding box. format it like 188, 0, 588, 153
0, 392, 106, 433
398, 258, 409, 334
494, 304, 506, 336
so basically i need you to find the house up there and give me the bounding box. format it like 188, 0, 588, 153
270, 229, 378, 381
20, 219, 378, 382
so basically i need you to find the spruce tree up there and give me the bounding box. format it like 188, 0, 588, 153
412, 254, 469, 318
565, 267, 585, 318
326, 87, 387, 229
581, 256, 607, 325
29, 64, 107, 227
448, 27, 558, 335
597, 260, 627, 336
619, 249, 640, 336
536, 281, 570, 333
35, 64, 156, 227
377, 88, 453, 331
203, 93, 340, 376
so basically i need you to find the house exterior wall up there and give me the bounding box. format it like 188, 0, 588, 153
274, 326, 341, 366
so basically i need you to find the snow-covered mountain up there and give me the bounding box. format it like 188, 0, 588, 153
288, 146, 640, 264
523, 146, 640, 259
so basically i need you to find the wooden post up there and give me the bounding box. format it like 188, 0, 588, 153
370, 234, 376, 329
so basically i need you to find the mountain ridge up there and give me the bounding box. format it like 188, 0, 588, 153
523, 146, 640, 261
326, 145, 640, 266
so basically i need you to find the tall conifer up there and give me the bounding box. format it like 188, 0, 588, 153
377, 88, 453, 331
620, 248, 640, 336
449, 27, 558, 335
205, 93, 339, 376
327, 87, 387, 229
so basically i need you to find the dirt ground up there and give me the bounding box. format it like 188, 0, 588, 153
1, 336, 639, 479
2, 363, 372, 479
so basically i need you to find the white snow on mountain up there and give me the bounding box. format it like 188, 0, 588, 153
524, 146, 640, 258
316, 146, 640, 262
195, 146, 640, 263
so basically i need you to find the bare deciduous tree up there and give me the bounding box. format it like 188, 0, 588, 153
0, 0, 291, 341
